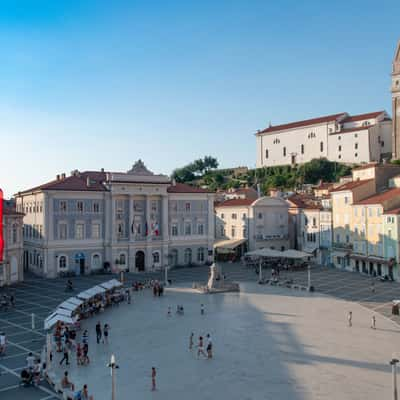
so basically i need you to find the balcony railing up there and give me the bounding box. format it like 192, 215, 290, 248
332, 242, 353, 250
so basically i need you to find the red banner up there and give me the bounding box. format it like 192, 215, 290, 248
0, 188, 3, 263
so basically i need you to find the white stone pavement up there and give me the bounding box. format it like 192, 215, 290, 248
50, 283, 399, 400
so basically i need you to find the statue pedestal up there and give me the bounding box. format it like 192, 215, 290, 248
193, 263, 240, 294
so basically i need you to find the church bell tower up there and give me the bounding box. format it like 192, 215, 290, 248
392, 40, 400, 159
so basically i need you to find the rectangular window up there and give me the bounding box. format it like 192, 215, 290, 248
60, 201, 67, 212
320, 141, 324, 152
368, 208, 373, 217
231, 226, 236, 237
338, 145, 342, 151
355, 143, 358, 149
116, 200, 124, 219
185, 222, 191, 235
265, 149, 269, 159
77, 201, 84, 213
171, 224, 178, 236
59, 223, 67, 240
232, 213, 237, 220
242, 213, 246, 220
283, 147, 286, 156
39, 225, 43, 239
197, 224, 204, 235
151, 201, 157, 211
92, 223, 100, 239
75, 223, 84, 240
185, 202, 191, 212
221, 213, 225, 219
301, 144, 304, 154
93, 202, 100, 213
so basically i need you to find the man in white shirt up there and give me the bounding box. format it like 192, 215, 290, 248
26, 352, 35, 371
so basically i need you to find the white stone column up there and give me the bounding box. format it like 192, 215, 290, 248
162, 195, 169, 268
207, 194, 215, 262
129, 196, 134, 242
146, 196, 151, 243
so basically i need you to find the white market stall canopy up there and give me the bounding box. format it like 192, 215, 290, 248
246, 248, 284, 258
245, 248, 312, 259
64, 297, 84, 307
44, 314, 75, 330
100, 279, 123, 290
214, 239, 247, 254
55, 307, 74, 317
282, 249, 311, 259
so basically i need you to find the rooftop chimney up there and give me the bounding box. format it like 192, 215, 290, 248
56, 174, 60, 181
101, 168, 105, 172
61, 173, 66, 180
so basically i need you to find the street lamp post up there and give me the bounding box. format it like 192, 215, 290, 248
108, 354, 119, 400
165, 254, 173, 286
258, 258, 262, 283
307, 264, 311, 290
391, 357, 399, 400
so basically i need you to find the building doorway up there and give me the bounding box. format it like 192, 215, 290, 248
369, 262, 374, 275
135, 251, 145, 271
355, 260, 360, 272
79, 259, 85, 275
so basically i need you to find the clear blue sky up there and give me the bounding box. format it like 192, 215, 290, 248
0, 0, 399, 197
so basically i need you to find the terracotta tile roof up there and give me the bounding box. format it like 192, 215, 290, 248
329, 125, 373, 135
384, 207, 400, 215
167, 182, 212, 194
18, 172, 108, 194
286, 194, 322, 210
330, 179, 374, 193
215, 198, 255, 207
257, 112, 346, 134
353, 188, 400, 205
342, 111, 385, 123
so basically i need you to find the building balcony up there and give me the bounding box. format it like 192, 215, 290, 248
332, 242, 353, 250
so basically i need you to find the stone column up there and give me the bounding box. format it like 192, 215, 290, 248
129, 196, 134, 242
162, 195, 169, 268
146, 196, 151, 243
207, 194, 215, 262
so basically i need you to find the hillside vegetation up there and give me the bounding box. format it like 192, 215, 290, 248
172, 157, 353, 193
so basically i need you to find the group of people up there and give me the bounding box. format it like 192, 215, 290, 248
20, 352, 43, 386
152, 281, 164, 297
61, 371, 94, 400
189, 333, 213, 359
0, 293, 15, 310
95, 321, 110, 344
347, 311, 377, 329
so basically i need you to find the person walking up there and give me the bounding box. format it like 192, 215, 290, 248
371, 314, 376, 329
0, 332, 6, 356
151, 367, 156, 391
59, 342, 70, 366
189, 332, 194, 350
167, 306, 171, 317
200, 304, 205, 315
95, 322, 102, 344
103, 324, 110, 344
206, 334, 213, 359
26, 352, 35, 371
197, 336, 207, 359
371, 281, 376, 294
82, 329, 89, 344
348, 311, 352, 327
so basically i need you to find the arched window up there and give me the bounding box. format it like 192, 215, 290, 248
184, 248, 192, 265
119, 253, 126, 265
283, 147, 286, 156
153, 252, 160, 264
301, 144, 304, 154
320, 141, 324, 152
197, 248, 205, 263
265, 149, 269, 159
92, 254, 101, 269
59, 256, 67, 270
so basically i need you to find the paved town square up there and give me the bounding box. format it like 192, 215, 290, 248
1, 263, 400, 400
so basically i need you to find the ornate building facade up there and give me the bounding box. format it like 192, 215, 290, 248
15, 161, 215, 278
